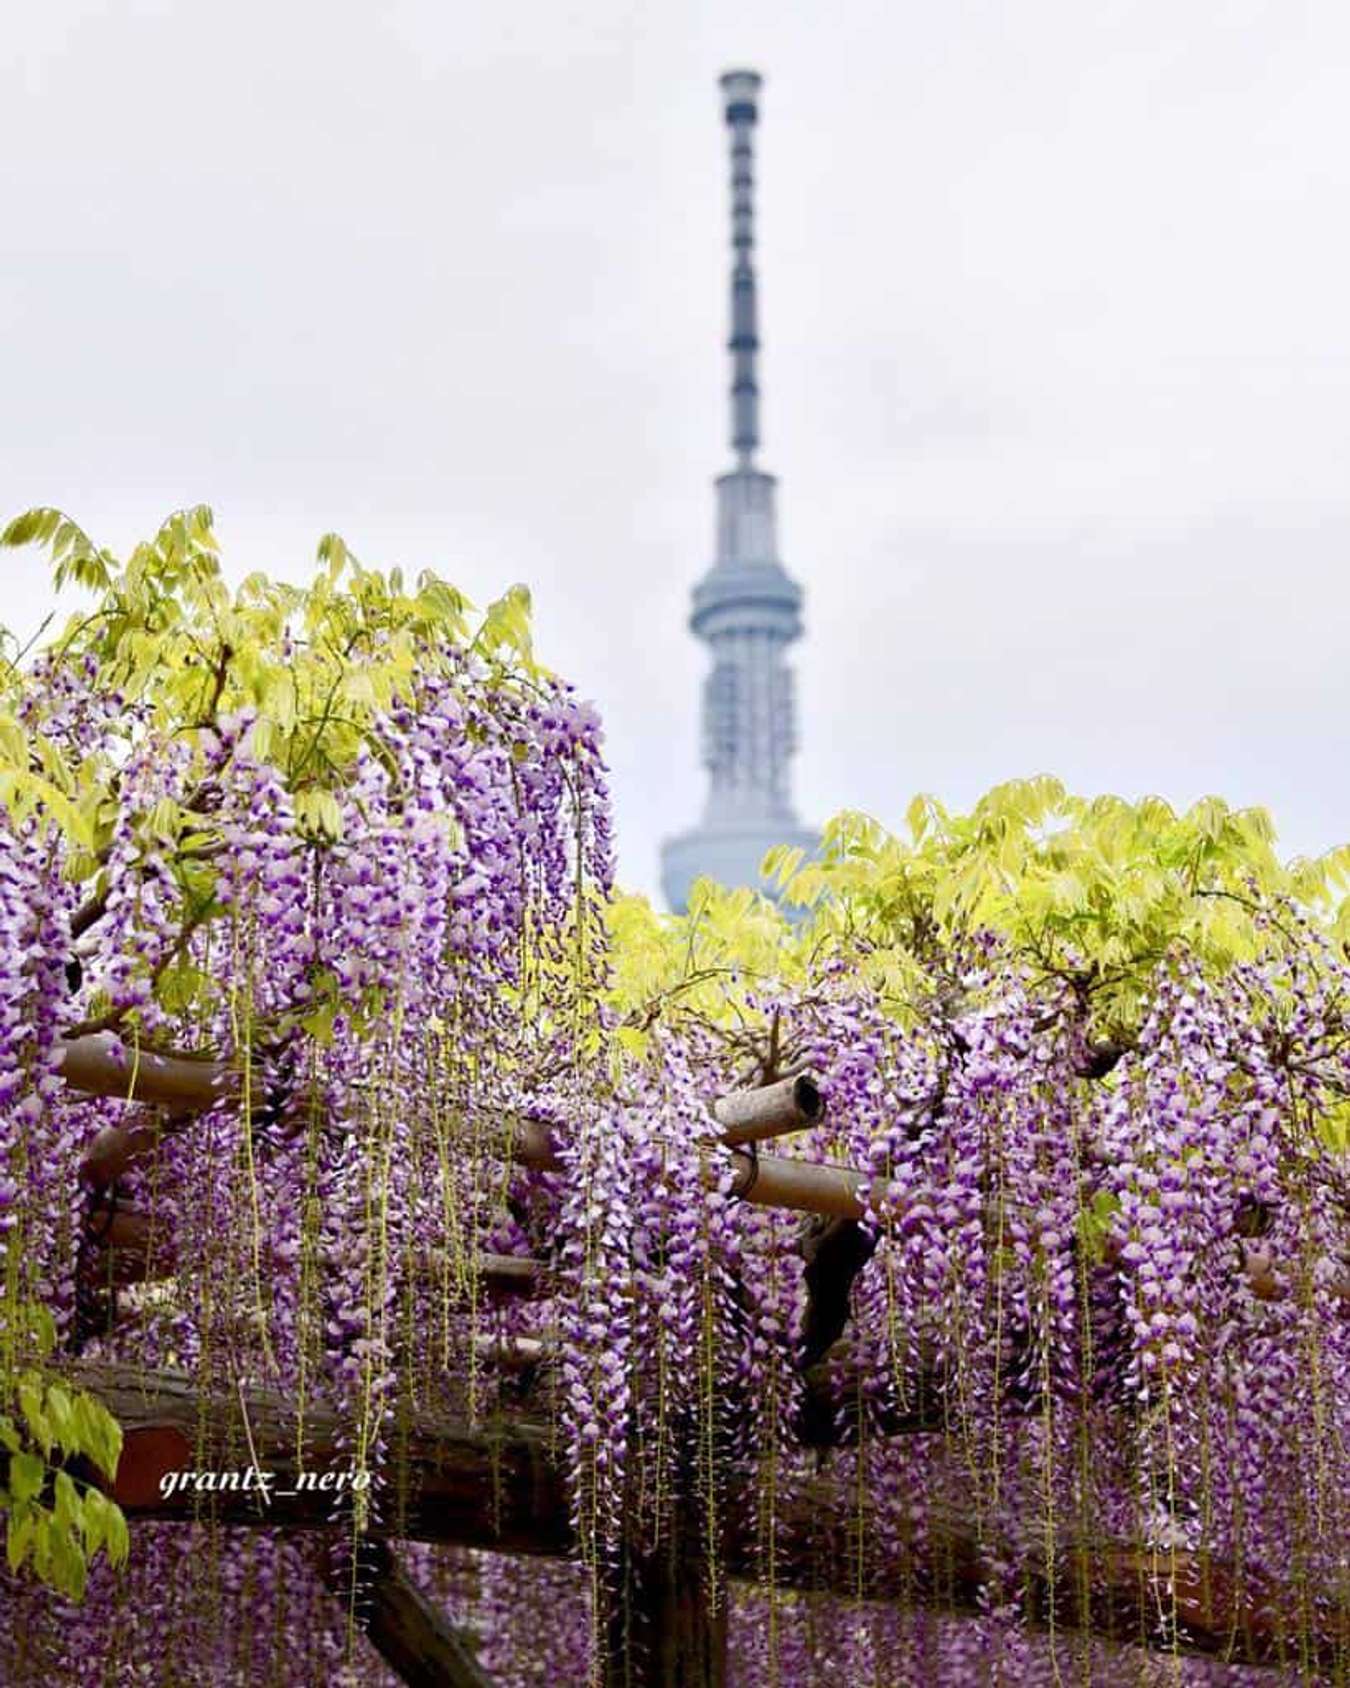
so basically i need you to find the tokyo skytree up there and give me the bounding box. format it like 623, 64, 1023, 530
660, 69, 817, 914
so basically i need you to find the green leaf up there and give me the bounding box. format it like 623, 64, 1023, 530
1318, 1098, 1350, 1155
80, 1488, 107, 1558
53, 1469, 80, 1529
1076, 1190, 1122, 1266
44, 1384, 73, 1452
9, 1450, 44, 1505
300, 999, 337, 1046
144, 797, 180, 842
18, 1381, 50, 1456
104, 1500, 129, 1568
62, 1389, 122, 1482
0, 769, 96, 850
28, 1306, 56, 1359
31, 1511, 52, 1583
0, 710, 28, 768
614, 1025, 650, 1061
6, 1509, 35, 1574
476, 584, 534, 665
1, 507, 60, 548
316, 531, 351, 580
295, 788, 343, 842
88, 1397, 121, 1478
48, 1519, 86, 1600
156, 963, 208, 1015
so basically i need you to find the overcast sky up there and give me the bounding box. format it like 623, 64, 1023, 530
3, 0, 1348, 899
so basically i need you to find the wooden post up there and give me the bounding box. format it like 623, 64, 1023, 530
604, 1509, 726, 1688
333, 1537, 494, 1688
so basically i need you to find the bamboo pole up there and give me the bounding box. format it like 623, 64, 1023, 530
89, 1204, 544, 1300
728, 1148, 869, 1218
58, 1034, 257, 1111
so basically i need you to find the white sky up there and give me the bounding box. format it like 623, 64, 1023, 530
3, 0, 1348, 900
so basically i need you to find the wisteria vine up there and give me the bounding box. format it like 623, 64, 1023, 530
0, 517, 1346, 1685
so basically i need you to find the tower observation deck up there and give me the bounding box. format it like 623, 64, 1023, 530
660, 70, 817, 915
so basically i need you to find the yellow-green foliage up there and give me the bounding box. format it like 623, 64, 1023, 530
1, 1305, 128, 1600
22, 514, 1343, 1054
0, 505, 538, 868
610, 778, 1350, 1062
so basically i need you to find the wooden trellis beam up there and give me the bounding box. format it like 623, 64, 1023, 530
70, 1362, 1346, 1673
76, 1361, 570, 1554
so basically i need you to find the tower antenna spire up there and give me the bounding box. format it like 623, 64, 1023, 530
721, 69, 762, 467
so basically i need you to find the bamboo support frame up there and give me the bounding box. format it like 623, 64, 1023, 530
62, 1036, 844, 1204
65, 1039, 1342, 1307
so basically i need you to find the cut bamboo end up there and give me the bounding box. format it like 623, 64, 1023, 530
713, 1073, 824, 1145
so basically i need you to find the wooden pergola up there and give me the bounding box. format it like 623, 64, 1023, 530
50, 1033, 1346, 1685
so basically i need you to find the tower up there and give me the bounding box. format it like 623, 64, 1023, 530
660, 69, 817, 915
